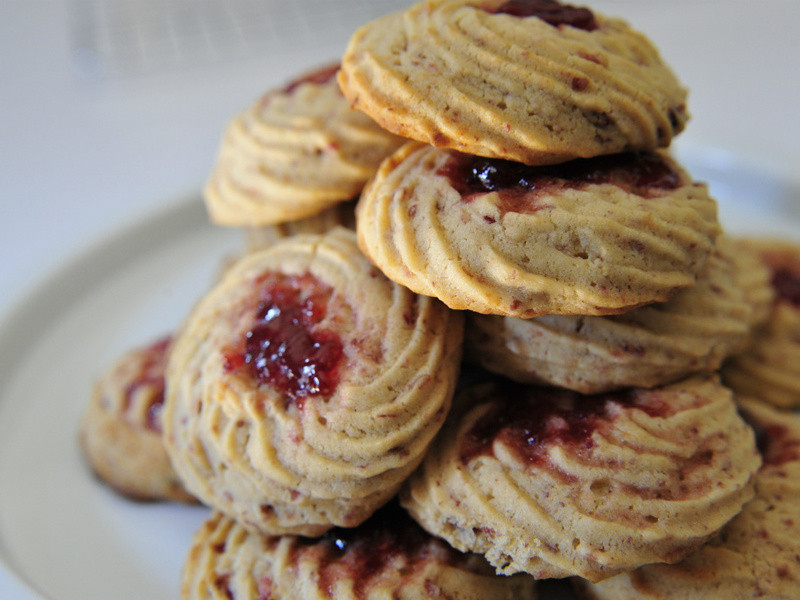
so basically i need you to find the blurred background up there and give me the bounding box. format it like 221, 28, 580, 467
2, 0, 799, 315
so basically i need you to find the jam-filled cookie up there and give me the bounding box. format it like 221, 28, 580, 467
163, 228, 464, 536
181, 502, 536, 600
401, 374, 760, 582
729, 238, 776, 327
576, 398, 800, 599
465, 237, 771, 393
357, 142, 720, 317
205, 64, 404, 227
338, 0, 688, 165
722, 239, 800, 409
78, 336, 195, 503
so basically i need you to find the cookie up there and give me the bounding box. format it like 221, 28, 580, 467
576, 397, 800, 599
205, 64, 404, 227
465, 237, 768, 393
338, 0, 688, 165
163, 228, 464, 536
401, 374, 760, 582
728, 238, 776, 328
356, 142, 720, 317
722, 239, 800, 408
181, 502, 536, 600
243, 200, 356, 253
78, 336, 195, 503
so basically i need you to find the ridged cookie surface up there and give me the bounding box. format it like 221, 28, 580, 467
357, 143, 719, 316
577, 398, 800, 599
728, 238, 776, 328
78, 336, 195, 503
401, 374, 760, 582
244, 201, 356, 253
205, 64, 404, 226
181, 503, 536, 600
465, 237, 768, 392
163, 228, 463, 536
339, 0, 687, 165
722, 239, 800, 408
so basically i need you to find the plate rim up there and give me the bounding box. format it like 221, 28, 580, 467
0, 193, 213, 600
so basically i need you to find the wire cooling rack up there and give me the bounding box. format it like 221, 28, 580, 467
69, 0, 408, 78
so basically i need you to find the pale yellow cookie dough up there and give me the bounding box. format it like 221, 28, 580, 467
181, 505, 537, 600
243, 200, 356, 253
78, 336, 195, 503
339, 0, 688, 165
357, 142, 720, 317
163, 228, 463, 536
205, 64, 404, 226
465, 237, 769, 392
402, 374, 760, 582
577, 398, 800, 599
722, 238, 800, 409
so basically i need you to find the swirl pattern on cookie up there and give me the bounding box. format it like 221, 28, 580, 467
78, 336, 195, 503
727, 238, 776, 328
401, 374, 760, 582
722, 239, 800, 408
181, 503, 536, 600
163, 228, 464, 536
205, 64, 404, 226
339, 0, 688, 165
357, 142, 719, 316
576, 398, 800, 599
465, 237, 767, 393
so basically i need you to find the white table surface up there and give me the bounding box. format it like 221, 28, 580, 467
0, 2, 798, 598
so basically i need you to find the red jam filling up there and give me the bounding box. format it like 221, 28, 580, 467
485, 0, 598, 31
760, 250, 800, 307
283, 63, 340, 94
291, 502, 444, 599
437, 151, 683, 214
460, 384, 671, 467
757, 424, 800, 468
772, 268, 800, 307
123, 335, 171, 432
257, 576, 275, 600
223, 273, 343, 408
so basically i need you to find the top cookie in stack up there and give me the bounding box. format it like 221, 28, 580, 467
339, 0, 722, 318
338, 0, 688, 164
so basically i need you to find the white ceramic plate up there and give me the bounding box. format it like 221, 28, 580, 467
0, 151, 798, 600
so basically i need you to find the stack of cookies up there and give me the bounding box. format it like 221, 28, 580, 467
77, 1, 800, 598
